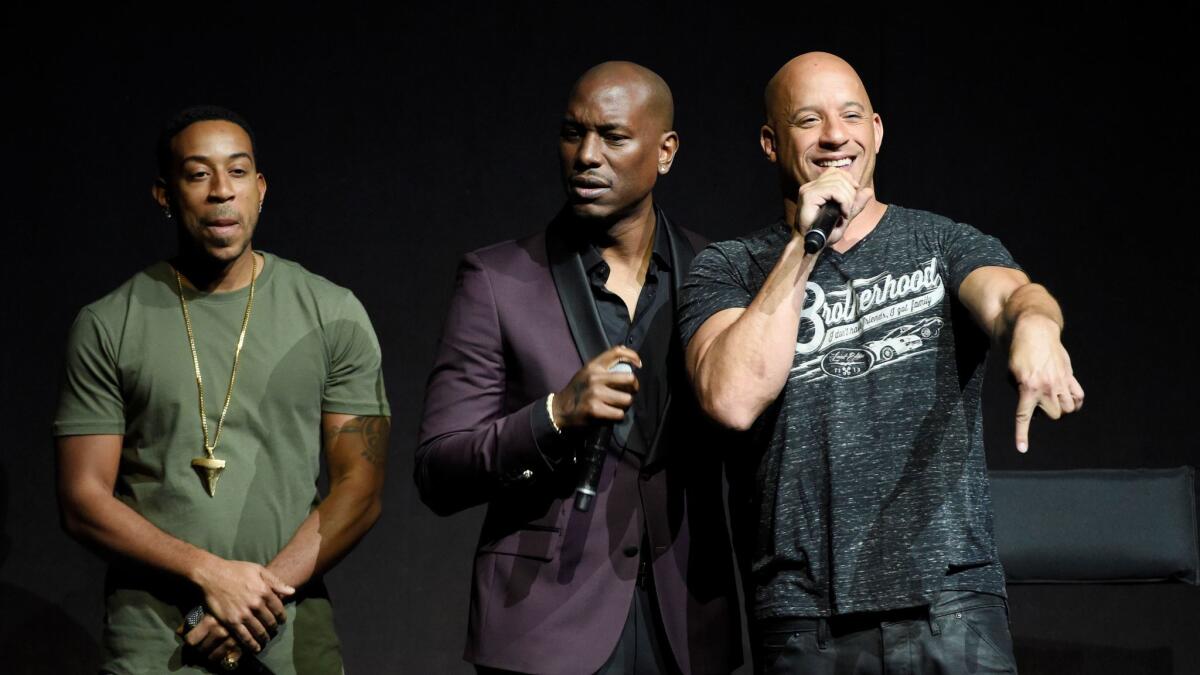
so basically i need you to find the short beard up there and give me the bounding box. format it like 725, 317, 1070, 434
175, 223, 252, 272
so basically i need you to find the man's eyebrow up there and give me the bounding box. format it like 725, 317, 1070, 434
180, 152, 254, 164
786, 101, 867, 122
595, 123, 630, 133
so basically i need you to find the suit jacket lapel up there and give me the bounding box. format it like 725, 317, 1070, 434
546, 217, 610, 365
545, 206, 698, 467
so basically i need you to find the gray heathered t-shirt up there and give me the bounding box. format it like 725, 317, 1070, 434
678, 205, 1019, 619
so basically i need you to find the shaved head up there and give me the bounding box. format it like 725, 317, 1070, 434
559, 61, 680, 223
570, 61, 675, 131
758, 51, 884, 206
764, 52, 874, 124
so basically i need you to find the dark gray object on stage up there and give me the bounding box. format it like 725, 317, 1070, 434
991, 467, 1199, 584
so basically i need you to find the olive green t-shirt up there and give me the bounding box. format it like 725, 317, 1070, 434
54, 252, 390, 675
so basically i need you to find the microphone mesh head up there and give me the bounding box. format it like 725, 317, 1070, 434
184, 605, 206, 630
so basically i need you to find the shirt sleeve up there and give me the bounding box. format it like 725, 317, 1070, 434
322, 291, 390, 417
678, 242, 756, 349
53, 308, 126, 437
939, 220, 1022, 293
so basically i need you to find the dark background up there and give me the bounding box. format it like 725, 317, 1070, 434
4, 7, 1198, 674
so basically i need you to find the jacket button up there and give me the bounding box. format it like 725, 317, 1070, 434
623, 546, 639, 557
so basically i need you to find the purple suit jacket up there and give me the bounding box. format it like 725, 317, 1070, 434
416, 208, 742, 674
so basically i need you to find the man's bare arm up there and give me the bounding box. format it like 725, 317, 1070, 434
186, 413, 389, 663
56, 435, 292, 654
57, 434, 211, 579
958, 266, 1085, 452
266, 413, 389, 587
687, 170, 869, 430
687, 237, 816, 430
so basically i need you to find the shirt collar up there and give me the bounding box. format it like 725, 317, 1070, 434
580, 219, 672, 278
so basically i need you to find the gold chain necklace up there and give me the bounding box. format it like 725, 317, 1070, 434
174, 253, 258, 497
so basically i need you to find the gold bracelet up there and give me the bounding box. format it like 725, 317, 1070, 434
546, 394, 563, 434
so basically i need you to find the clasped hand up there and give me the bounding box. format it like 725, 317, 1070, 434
180, 558, 294, 666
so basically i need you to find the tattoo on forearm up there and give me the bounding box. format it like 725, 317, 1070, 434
324, 416, 391, 466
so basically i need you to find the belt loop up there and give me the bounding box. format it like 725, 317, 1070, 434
817, 617, 830, 650
928, 604, 941, 636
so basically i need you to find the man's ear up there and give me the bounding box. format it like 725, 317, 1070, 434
152, 178, 171, 212
760, 124, 778, 163
657, 131, 680, 175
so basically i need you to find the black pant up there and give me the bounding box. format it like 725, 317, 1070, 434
754, 591, 1017, 675
592, 576, 678, 675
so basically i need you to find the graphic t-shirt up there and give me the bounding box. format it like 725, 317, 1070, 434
678, 205, 1018, 619
54, 252, 390, 675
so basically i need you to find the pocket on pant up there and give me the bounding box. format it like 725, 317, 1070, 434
936, 604, 1018, 673
755, 629, 812, 675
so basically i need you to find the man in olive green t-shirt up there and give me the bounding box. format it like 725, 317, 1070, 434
54, 106, 390, 675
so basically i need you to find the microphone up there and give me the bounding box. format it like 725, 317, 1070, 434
573, 362, 634, 512
802, 201, 843, 254
183, 605, 276, 674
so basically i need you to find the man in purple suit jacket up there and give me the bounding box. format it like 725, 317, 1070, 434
416, 62, 743, 674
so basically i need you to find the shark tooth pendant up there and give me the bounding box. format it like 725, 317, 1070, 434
192, 456, 227, 497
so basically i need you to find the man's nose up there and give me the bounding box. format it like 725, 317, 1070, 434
208, 171, 235, 202
575, 132, 603, 168
820, 117, 849, 148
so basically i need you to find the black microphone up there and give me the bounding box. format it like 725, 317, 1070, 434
574, 362, 634, 512
802, 201, 844, 254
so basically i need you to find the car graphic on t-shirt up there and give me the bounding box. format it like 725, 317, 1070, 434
864, 334, 923, 362
815, 317, 945, 380
878, 317, 944, 342
864, 317, 944, 362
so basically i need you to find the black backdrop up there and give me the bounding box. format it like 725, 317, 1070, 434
3, 8, 1198, 674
